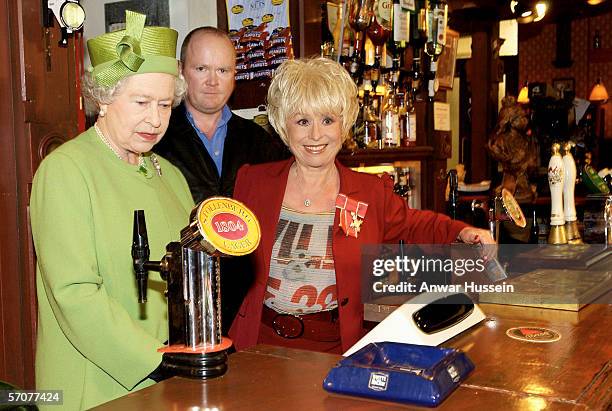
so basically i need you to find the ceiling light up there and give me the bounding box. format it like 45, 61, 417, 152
533, 2, 547, 22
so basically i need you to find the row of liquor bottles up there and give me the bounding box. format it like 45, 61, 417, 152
321, 0, 449, 148
321, 0, 448, 98
352, 74, 418, 148
321, 0, 448, 80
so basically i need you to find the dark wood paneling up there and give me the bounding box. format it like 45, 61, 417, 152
0, 0, 27, 388
0, 0, 78, 388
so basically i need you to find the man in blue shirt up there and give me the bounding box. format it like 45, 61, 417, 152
155, 26, 288, 204
154, 27, 289, 334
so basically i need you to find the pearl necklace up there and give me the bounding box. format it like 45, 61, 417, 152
94, 124, 162, 176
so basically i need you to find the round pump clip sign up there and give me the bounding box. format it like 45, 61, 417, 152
196, 197, 261, 256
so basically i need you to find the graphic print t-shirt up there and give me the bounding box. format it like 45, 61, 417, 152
264, 206, 338, 315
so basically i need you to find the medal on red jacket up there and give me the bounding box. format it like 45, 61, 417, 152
335, 194, 368, 238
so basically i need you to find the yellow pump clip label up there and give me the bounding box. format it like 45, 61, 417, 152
195, 197, 261, 256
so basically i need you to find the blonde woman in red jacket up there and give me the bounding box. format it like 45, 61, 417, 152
229, 58, 494, 354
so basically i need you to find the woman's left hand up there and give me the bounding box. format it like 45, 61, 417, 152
458, 227, 497, 261
457, 227, 496, 245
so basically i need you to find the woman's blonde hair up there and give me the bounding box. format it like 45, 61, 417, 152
266, 57, 358, 145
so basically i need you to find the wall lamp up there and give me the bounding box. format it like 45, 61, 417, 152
510, 1, 547, 24
589, 77, 609, 104
44, 0, 86, 47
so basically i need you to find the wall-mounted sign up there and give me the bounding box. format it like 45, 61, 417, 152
226, 0, 294, 81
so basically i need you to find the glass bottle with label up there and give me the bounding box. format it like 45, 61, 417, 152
363, 91, 380, 148
397, 93, 409, 147
382, 90, 400, 147
406, 91, 417, 145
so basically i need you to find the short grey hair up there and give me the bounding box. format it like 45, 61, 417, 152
81, 72, 187, 116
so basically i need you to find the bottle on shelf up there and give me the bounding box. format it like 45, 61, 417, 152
332, 1, 345, 58
353, 90, 366, 148
348, 0, 375, 81
366, 0, 392, 77
320, 1, 335, 59
424, 0, 448, 99
410, 49, 423, 101
363, 90, 381, 148
406, 90, 417, 145
382, 88, 400, 147
393, 0, 410, 44
398, 92, 409, 147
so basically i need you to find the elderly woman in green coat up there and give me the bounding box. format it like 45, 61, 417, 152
30, 11, 194, 410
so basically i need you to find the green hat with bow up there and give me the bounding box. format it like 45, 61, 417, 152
87, 10, 178, 87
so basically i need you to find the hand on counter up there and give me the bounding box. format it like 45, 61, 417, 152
458, 227, 497, 261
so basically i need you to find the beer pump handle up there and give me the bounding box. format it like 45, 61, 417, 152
132, 210, 150, 303
447, 170, 458, 220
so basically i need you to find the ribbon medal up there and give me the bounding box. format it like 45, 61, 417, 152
335, 194, 368, 238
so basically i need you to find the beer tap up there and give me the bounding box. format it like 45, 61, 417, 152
605, 195, 612, 247
131, 198, 260, 379
562, 142, 582, 244
548, 143, 568, 244
447, 169, 458, 220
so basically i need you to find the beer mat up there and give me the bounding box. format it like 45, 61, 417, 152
506, 327, 561, 343
479, 269, 612, 311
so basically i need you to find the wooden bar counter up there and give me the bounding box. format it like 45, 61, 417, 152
93, 301, 612, 410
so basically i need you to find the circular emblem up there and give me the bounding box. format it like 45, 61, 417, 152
501, 188, 526, 228
271, 0, 284, 5
262, 13, 274, 23
231, 4, 244, 14
196, 197, 261, 256
506, 327, 561, 343
242, 17, 254, 27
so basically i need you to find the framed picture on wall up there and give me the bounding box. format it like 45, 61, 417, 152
553, 77, 575, 99
436, 29, 459, 89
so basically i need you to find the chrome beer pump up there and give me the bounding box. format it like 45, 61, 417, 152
132, 197, 260, 379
